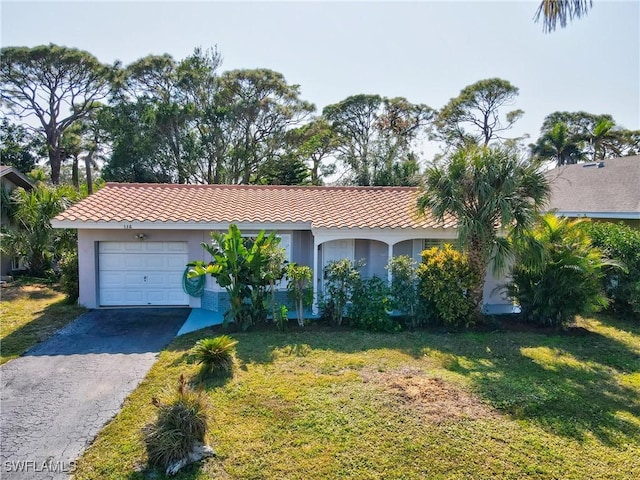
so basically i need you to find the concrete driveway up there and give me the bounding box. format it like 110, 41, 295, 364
0, 308, 190, 479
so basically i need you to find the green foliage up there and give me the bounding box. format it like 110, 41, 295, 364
435, 78, 522, 148
533, 111, 639, 164
286, 263, 313, 327
582, 221, 640, 316
1, 44, 112, 184
191, 335, 238, 376
508, 215, 612, 327
323, 94, 433, 186
188, 225, 284, 329
0, 185, 79, 277
0, 118, 43, 173
275, 304, 289, 331
535, 0, 593, 33
348, 276, 399, 332
321, 258, 361, 326
418, 145, 550, 316
530, 121, 584, 166
417, 245, 480, 328
386, 255, 419, 326
143, 375, 208, 470
58, 250, 79, 302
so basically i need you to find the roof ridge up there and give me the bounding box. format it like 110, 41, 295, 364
103, 182, 419, 192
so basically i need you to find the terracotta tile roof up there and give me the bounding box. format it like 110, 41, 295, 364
53, 183, 457, 230
545, 155, 640, 217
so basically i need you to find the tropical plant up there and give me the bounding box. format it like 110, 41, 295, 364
418, 145, 550, 319
188, 225, 282, 329
530, 121, 584, 166
321, 258, 362, 326
348, 276, 398, 332
263, 245, 288, 323
275, 304, 289, 331
535, 0, 593, 33
508, 215, 613, 327
143, 375, 209, 472
417, 245, 480, 328
0, 185, 79, 277
582, 221, 640, 316
286, 263, 313, 327
386, 255, 419, 326
191, 335, 238, 376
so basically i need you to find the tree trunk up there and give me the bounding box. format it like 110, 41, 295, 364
48, 145, 62, 185
467, 242, 487, 321
72, 154, 79, 189
85, 151, 94, 195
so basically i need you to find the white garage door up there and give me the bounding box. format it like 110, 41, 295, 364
99, 242, 189, 306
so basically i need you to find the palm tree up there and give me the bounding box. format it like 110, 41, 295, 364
0, 185, 78, 277
589, 118, 621, 161
418, 145, 550, 318
531, 121, 584, 166
535, 0, 593, 33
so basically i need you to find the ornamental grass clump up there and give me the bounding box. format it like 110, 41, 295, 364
192, 335, 238, 376
143, 375, 210, 473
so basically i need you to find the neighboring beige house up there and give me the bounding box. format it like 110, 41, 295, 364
0, 165, 34, 277
52, 183, 510, 312
545, 155, 640, 228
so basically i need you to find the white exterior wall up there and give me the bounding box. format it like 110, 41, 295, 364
78, 229, 210, 309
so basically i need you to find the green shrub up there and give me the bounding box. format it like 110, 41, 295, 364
582, 221, 640, 317
417, 245, 479, 328
191, 335, 238, 376
386, 255, 419, 326
321, 258, 361, 326
58, 250, 79, 302
286, 263, 313, 327
144, 375, 208, 470
508, 215, 611, 327
275, 304, 289, 331
348, 276, 398, 332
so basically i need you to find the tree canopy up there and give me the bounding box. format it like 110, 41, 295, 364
0, 44, 113, 184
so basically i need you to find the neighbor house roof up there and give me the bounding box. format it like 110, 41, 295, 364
52, 183, 457, 230
0, 165, 34, 190
545, 155, 640, 220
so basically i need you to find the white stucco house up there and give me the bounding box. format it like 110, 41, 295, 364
52, 183, 509, 313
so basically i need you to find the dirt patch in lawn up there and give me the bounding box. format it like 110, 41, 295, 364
362, 367, 498, 423
0, 283, 58, 302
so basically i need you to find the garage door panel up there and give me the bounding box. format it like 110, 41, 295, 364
98, 242, 189, 307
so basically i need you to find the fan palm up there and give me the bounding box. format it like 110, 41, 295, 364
535, 0, 593, 33
418, 145, 550, 318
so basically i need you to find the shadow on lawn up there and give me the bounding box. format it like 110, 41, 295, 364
0, 294, 84, 362
208, 317, 638, 447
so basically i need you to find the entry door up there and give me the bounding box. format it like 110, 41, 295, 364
98, 242, 189, 306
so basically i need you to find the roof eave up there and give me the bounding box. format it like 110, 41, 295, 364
553, 211, 640, 220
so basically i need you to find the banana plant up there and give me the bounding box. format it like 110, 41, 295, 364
188, 224, 282, 329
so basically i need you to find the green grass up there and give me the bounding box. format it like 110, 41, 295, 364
74, 315, 639, 479
0, 279, 85, 364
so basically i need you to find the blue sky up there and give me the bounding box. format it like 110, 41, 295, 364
2, 0, 639, 158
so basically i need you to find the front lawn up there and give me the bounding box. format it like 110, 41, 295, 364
75, 315, 639, 479
0, 280, 85, 364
